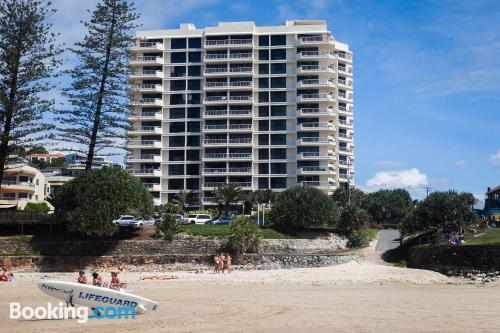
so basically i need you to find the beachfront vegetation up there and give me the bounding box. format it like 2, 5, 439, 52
50, 167, 153, 237
269, 186, 341, 232
227, 216, 262, 255
21, 202, 51, 214
339, 203, 369, 236
171, 190, 199, 215
54, 0, 139, 170
214, 183, 245, 215
347, 229, 371, 248
177, 224, 295, 239
156, 214, 179, 241
465, 229, 500, 245
0, 0, 62, 182
364, 189, 414, 225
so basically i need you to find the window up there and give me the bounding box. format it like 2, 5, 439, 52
258, 163, 269, 174
259, 64, 269, 74
259, 134, 269, 145
271, 163, 286, 174
271, 63, 286, 74
188, 52, 201, 63
186, 164, 199, 175
271, 119, 286, 131
170, 94, 185, 105
271, 35, 286, 46
187, 107, 200, 118
187, 93, 201, 104
171, 38, 186, 49
186, 178, 199, 190
271, 134, 286, 145
186, 150, 200, 161
271, 49, 286, 60
169, 136, 185, 147
187, 136, 200, 147
271, 77, 286, 88
171, 66, 186, 77
259, 92, 269, 103
259, 50, 269, 60
18, 192, 28, 199
188, 66, 201, 76
187, 121, 200, 132
259, 149, 269, 159
271, 148, 286, 159
169, 179, 184, 190
258, 120, 269, 131
188, 38, 201, 48
271, 91, 286, 102
170, 122, 185, 133
259, 78, 269, 88
169, 150, 184, 161
271, 105, 286, 116
169, 164, 184, 175
188, 79, 201, 90
270, 177, 287, 188
171, 52, 186, 63
170, 108, 185, 119
259, 35, 269, 46
170, 80, 186, 91
258, 106, 269, 117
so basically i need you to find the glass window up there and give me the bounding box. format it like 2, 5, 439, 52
271, 35, 286, 46
259, 35, 269, 46
170, 80, 186, 91
271, 91, 286, 102
258, 163, 269, 174
187, 93, 201, 104
187, 107, 200, 118
186, 164, 199, 175
170, 122, 185, 133
186, 178, 199, 190
271, 49, 286, 60
271, 148, 286, 159
169, 179, 184, 190
188, 38, 201, 48
271, 119, 286, 131
171, 52, 186, 63
187, 121, 200, 132
270, 134, 286, 145
18, 192, 28, 199
188, 66, 201, 76
259, 149, 269, 159
188, 79, 201, 90
259, 92, 269, 103
271, 163, 286, 174
259, 78, 269, 88
188, 52, 201, 63
258, 106, 269, 117
271, 63, 286, 74
258, 120, 269, 131
171, 38, 186, 49
271, 77, 286, 88
170, 94, 185, 105
187, 136, 200, 147
259, 134, 269, 145
169, 150, 184, 161
186, 150, 200, 161
171, 66, 186, 77
271, 105, 286, 116
258, 64, 268, 74
258, 178, 269, 189
259, 49, 269, 60
170, 108, 185, 119
270, 177, 287, 188
169, 164, 184, 175
169, 136, 185, 147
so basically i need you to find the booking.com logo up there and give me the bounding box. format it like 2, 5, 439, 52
10, 302, 136, 324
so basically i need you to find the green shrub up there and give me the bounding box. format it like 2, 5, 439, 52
227, 216, 261, 256
347, 229, 370, 248
162, 203, 179, 215
157, 214, 180, 240
22, 202, 51, 214
269, 186, 340, 232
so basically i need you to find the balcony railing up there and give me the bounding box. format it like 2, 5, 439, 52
204, 110, 227, 116
300, 122, 333, 129
204, 124, 227, 130
130, 98, 161, 105
130, 56, 160, 63
205, 53, 253, 60
204, 139, 227, 145
205, 81, 252, 89
127, 154, 158, 160
299, 108, 333, 114
299, 137, 332, 143
126, 169, 156, 175
299, 181, 334, 187
1, 181, 35, 187
205, 39, 252, 46
129, 126, 157, 132
299, 36, 328, 43
229, 138, 252, 144
127, 140, 155, 146
229, 153, 252, 158
298, 93, 335, 101
229, 124, 252, 130
204, 153, 227, 159
298, 79, 334, 87
135, 42, 162, 48
300, 166, 329, 172
229, 109, 252, 116
297, 51, 334, 58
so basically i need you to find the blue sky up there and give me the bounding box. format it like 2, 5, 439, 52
48, 0, 500, 200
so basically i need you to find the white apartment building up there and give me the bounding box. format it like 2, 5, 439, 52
126, 20, 354, 208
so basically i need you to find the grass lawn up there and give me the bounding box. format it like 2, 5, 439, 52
177, 224, 295, 239
465, 229, 500, 245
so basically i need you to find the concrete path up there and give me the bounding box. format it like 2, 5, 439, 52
375, 229, 401, 252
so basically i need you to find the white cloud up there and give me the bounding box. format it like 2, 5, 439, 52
365, 168, 428, 189
491, 150, 500, 166
455, 159, 468, 167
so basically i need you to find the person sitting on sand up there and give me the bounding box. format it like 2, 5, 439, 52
0, 268, 13, 282
92, 272, 104, 287
214, 254, 220, 274
109, 272, 121, 290
77, 271, 88, 284
226, 254, 232, 274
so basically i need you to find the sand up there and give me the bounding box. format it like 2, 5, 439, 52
1, 244, 499, 332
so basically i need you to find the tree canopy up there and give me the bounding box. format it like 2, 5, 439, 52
363, 189, 414, 225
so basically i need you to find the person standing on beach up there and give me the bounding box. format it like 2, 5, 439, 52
220, 253, 226, 274
226, 254, 232, 273
77, 271, 88, 284
214, 254, 220, 273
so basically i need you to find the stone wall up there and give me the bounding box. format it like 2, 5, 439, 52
408, 244, 500, 273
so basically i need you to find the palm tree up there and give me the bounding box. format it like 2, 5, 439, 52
214, 183, 244, 215
171, 190, 199, 215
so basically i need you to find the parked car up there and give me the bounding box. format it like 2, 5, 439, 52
155, 214, 184, 225
113, 215, 136, 227
129, 216, 155, 228
204, 216, 221, 225
184, 214, 212, 225
215, 216, 235, 225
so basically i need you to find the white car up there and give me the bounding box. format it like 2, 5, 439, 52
184, 214, 212, 225
113, 215, 136, 226
129, 216, 155, 228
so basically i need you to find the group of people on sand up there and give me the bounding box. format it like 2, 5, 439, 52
1, 268, 13, 282
78, 270, 123, 290
213, 252, 232, 274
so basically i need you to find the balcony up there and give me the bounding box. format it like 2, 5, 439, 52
298, 108, 334, 116
299, 181, 335, 189
203, 109, 253, 118
298, 166, 332, 175
143, 183, 161, 191
338, 65, 353, 75
339, 119, 353, 128
297, 137, 334, 145
129, 84, 163, 93
338, 78, 353, 87
296, 51, 335, 60
204, 96, 253, 104
126, 140, 156, 148
204, 81, 253, 90
205, 67, 253, 76
299, 122, 334, 131
0, 181, 36, 191
338, 133, 353, 141
297, 65, 334, 74
129, 98, 162, 106
128, 126, 159, 134
297, 93, 335, 102
128, 111, 161, 120
297, 79, 335, 88
205, 39, 253, 47
131, 42, 163, 51
202, 167, 252, 175
201, 138, 252, 146
336, 52, 353, 62
338, 105, 353, 115
126, 169, 158, 176
298, 36, 331, 45
337, 91, 353, 101
339, 147, 354, 153
129, 70, 163, 79
203, 124, 227, 131
298, 152, 335, 160
129, 56, 162, 65
228, 124, 252, 131
204, 53, 253, 62
126, 154, 159, 162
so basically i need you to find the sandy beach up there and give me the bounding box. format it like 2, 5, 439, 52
1, 243, 500, 333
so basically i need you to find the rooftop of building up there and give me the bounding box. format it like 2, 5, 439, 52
487, 185, 500, 194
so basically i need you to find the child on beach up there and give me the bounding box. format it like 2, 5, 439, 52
92, 272, 104, 286
77, 271, 88, 284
